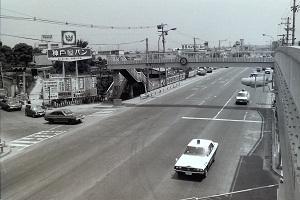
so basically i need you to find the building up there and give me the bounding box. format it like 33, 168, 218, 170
37, 35, 60, 54
43, 75, 97, 102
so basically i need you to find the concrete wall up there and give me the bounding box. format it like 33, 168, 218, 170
275, 47, 300, 200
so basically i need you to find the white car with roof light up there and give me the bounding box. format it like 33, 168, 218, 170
174, 139, 218, 178
235, 89, 250, 105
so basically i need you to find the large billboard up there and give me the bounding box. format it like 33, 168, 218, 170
47, 47, 92, 61
61, 31, 76, 45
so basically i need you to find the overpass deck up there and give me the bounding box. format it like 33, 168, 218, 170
107, 53, 274, 69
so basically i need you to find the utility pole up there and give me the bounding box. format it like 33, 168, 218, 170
157, 23, 176, 87
193, 37, 196, 52
280, 17, 291, 45
286, 17, 291, 45
291, 0, 299, 45
145, 38, 149, 93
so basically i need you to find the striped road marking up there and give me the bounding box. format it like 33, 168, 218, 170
182, 116, 262, 123
9, 130, 66, 151
88, 109, 116, 117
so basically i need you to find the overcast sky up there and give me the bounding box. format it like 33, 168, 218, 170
1, 0, 298, 51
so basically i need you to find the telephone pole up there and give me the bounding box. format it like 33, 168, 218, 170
281, 17, 291, 45
291, 0, 299, 45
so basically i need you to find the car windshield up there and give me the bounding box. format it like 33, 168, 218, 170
184, 146, 206, 156
32, 105, 42, 110
237, 93, 246, 97
63, 110, 73, 115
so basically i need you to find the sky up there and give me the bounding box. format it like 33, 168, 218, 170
1, 0, 298, 51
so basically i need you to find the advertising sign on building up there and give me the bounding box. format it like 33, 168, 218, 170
47, 47, 92, 61
61, 31, 76, 45
182, 44, 201, 50
41, 35, 53, 42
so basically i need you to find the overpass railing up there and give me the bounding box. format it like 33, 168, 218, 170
108, 53, 274, 65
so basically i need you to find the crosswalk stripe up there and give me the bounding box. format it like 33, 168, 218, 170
8, 130, 67, 150
9, 143, 31, 147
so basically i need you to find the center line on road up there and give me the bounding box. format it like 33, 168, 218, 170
213, 91, 237, 119
182, 116, 262, 123
185, 93, 195, 99
224, 68, 248, 86
243, 111, 248, 120
198, 100, 206, 105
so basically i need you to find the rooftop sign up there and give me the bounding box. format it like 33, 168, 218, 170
47, 47, 92, 61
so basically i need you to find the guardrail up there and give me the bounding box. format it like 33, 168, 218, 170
108, 54, 274, 65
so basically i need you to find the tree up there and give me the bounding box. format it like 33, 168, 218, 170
76, 39, 88, 48
12, 43, 33, 67
33, 47, 42, 54
0, 45, 13, 64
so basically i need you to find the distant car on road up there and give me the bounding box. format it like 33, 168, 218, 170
44, 109, 84, 124
206, 67, 213, 73
256, 67, 261, 72
0, 98, 22, 111
174, 139, 219, 178
25, 104, 46, 117
235, 89, 250, 105
197, 68, 207, 76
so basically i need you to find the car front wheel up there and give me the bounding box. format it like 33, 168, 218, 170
203, 168, 208, 178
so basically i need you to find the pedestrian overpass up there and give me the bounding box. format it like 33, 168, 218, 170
107, 48, 300, 200
107, 52, 274, 69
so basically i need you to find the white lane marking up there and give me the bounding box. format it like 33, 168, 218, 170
224, 68, 248, 86
185, 94, 195, 99
8, 143, 30, 147
243, 111, 248, 120
88, 109, 117, 117
9, 130, 67, 150
48, 125, 63, 131
182, 116, 262, 123
213, 92, 237, 119
198, 100, 206, 105
10, 140, 39, 144
179, 184, 278, 200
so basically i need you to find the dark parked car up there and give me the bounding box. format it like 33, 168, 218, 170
25, 104, 46, 117
44, 109, 84, 124
0, 98, 22, 111
206, 67, 213, 73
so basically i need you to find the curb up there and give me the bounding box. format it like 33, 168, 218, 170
0, 146, 12, 158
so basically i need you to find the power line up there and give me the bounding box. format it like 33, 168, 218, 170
0, 33, 62, 43
0, 14, 156, 30
1, 33, 146, 47
90, 39, 146, 46
1, 7, 33, 17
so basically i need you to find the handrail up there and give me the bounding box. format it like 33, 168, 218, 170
108, 54, 274, 65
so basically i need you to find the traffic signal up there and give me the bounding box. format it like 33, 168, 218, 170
31, 69, 38, 76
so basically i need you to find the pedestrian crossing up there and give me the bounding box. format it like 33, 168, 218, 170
88, 109, 116, 117
9, 130, 66, 151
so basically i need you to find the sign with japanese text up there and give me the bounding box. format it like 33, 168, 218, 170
47, 47, 92, 61
61, 31, 76, 45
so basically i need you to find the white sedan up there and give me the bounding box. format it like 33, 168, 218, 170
174, 139, 219, 178
235, 89, 250, 105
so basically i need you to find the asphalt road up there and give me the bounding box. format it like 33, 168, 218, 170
1, 67, 272, 200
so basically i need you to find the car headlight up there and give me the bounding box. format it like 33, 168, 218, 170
175, 166, 181, 169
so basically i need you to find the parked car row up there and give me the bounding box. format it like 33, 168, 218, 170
0, 98, 22, 111
1, 99, 84, 124
197, 67, 215, 76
